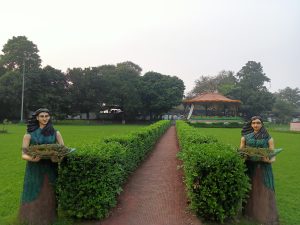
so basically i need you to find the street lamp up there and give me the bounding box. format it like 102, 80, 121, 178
20, 58, 25, 123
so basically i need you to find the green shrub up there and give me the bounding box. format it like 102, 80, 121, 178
189, 121, 243, 128
0, 119, 11, 133
57, 142, 127, 219
176, 121, 250, 223
57, 120, 171, 219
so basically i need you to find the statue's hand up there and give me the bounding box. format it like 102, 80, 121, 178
30, 156, 41, 162
262, 156, 275, 164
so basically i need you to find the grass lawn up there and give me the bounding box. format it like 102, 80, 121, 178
0, 124, 146, 225
1, 124, 299, 225
198, 127, 300, 225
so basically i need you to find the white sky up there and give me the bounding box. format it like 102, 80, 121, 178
1, 0, 299, 94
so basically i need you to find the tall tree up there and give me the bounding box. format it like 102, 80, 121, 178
0, 36, 41, 72
232, 61, 274, 118
0, 56, 7, 77
276, 87, 300, 107
272, 98, 295, 123
0, 71, 22, 120
272, 87, 300, 123
26, 66, 69, 117
67, 67, 106, 119
216, 70, 237, 96
236, 61, 270, 90
141, 72, 185, 119
188, 70, 236, 97
104, 62, 142, 121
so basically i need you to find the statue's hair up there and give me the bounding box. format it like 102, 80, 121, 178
27, 108, 55, 136
241, 116, 270, 139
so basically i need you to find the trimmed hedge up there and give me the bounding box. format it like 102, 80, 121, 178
188, 121, 244, 128
190, 116, 242, 120
57, 120, 171, 219
176, 121, 249, 223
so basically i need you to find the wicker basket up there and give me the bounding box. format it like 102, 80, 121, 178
238, 147, 283, 161
27, 144, 75, 162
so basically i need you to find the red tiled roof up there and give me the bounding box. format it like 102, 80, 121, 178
184, 92, 241, 103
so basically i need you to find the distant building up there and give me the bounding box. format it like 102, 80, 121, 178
183, 92, 242, 121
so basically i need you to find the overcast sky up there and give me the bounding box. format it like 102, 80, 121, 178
1, 0, 299, 94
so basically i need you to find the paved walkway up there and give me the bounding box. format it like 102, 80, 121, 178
89, 126, 202, 225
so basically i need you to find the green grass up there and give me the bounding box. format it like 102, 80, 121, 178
197, 127, 300, 225
1, 124, 299, 224
0, 124, 146, 225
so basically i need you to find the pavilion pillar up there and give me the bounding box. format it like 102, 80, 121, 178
187, 104, 194, 120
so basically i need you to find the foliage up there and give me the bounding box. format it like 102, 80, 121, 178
236, 61, 270, 90
140, 72, 185, 119
0, 119, 10, 133
276, 87, 300, 107
176, 121, 250, 223
103, 62, 142, 120
189, 126, 300, 225
189, 61, 276, 119
272, 98, 295, 123
1, 124, 300, 224
0, 36, 41, 71
272, 87, 300, 123
67, 67, 106, 118
0, 66, 70, 120
0, 124, 147, 224
231, 61, 274, 118
188, 121, 244, 128
26, 66, 70, 116
188, 70, 236, 97
57, 120, 171, 219
58, 142, 127, 219
0, 36, 185, 121
0, 71, 22, 119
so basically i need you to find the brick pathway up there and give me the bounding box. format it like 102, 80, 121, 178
87, 126, 202, 225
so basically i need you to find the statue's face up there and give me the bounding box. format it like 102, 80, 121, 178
251, 118, 262, 133
36, 112, 50, 127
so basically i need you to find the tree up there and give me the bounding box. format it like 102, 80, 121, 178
272, 98, 295, 123
0, 36, 41, 72
276, 87, 300, 107
67, 67, 106, 119
188, 70, 236, 97
0, 56, 7, 77
116, 61, 142, 74
215, 70, 237, 96
272, 87, 300, 123
141, 72, 185, 119
25, 66, 69, 117
232, 61, 274, 118
103, 62, 142, 121
236, 61, 270, 90
0, 71, 22, 119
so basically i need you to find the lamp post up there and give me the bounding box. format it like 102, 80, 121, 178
20, 58, 25, 123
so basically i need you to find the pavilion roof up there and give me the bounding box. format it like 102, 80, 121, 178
184, 92, 241, 103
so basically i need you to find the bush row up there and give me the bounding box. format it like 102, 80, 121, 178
57, 120, 171, 219
188, 121, 244, 128
176, 121, 249, 223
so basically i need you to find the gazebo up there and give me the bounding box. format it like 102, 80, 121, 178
183, 92, 241, 120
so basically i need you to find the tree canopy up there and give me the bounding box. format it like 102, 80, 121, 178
0, 36, 41, 72
190, 61, 276, 119
188, 70, 236, 97
272, 87, 300, 123
0, 36, 185, 121
1, 36, 299, 123
141, 72, 185, 119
